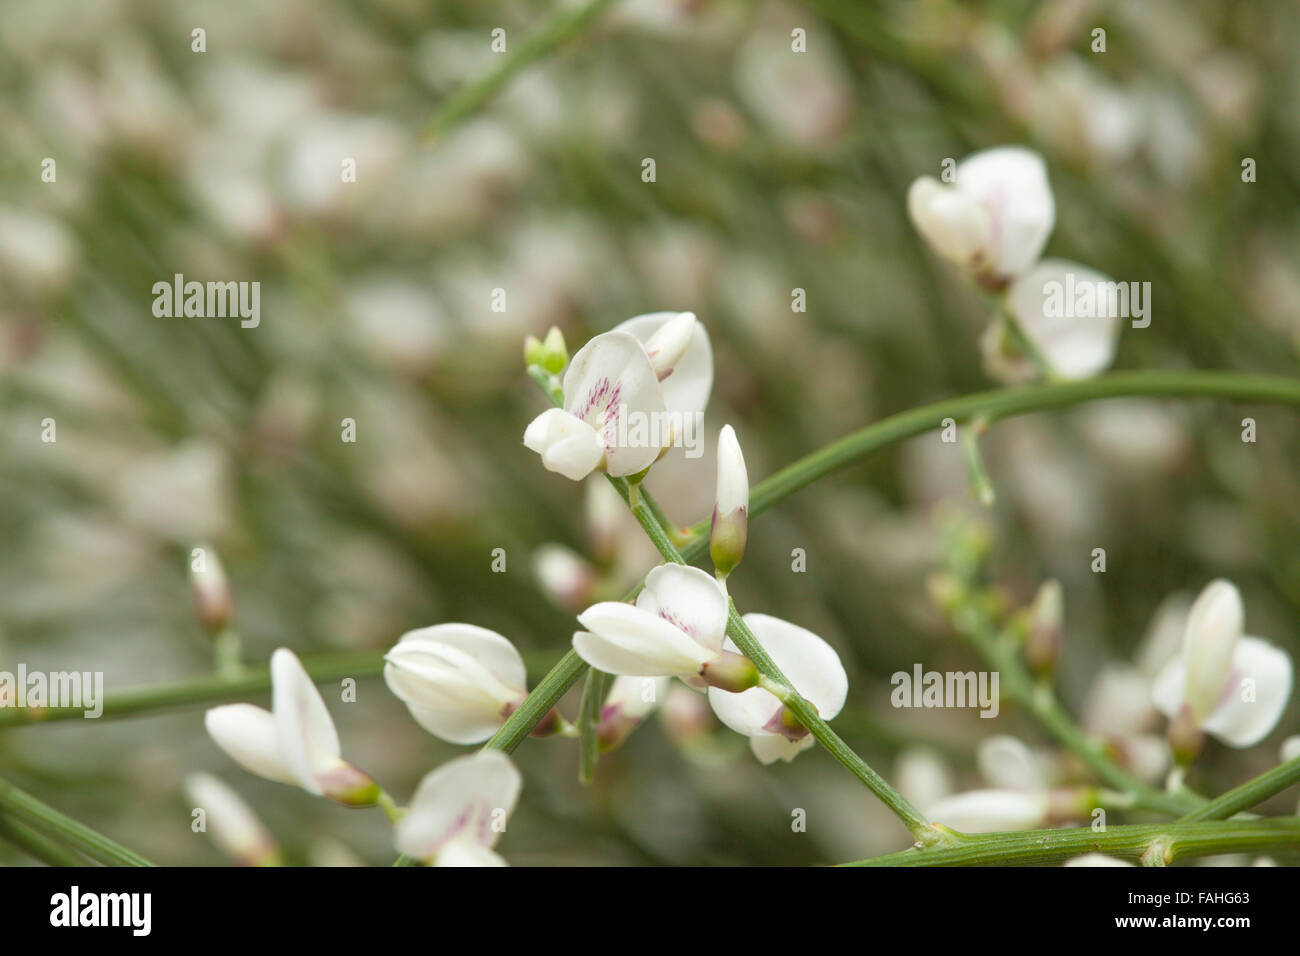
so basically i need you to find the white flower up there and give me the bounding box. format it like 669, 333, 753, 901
1152, 579, 1293, 748
598, 675, 671, 750
926, 789, 1050, 833
907, 146, 1055, 283
523, 331, 666, 480
383, 624, 528, 744
989, 259, 1122, 381
574, 564, 730, 681
183, 772, 279, 866
1282, 736, 1300, 764
532, 543, 597, 612
612, 311, 713, 425
706, 614, 848, 765
710, 424, 749, 577
977, 735, 1049, 791
395, 751, 522, 867
205, 649, 377, 804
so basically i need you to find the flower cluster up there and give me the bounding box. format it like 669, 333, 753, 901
908, 146, 1124, 383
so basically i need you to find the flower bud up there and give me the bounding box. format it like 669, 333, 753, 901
710, 424, 749, 578
698, 650, 759, 693
184, 772, 281, 867
190, 544, 233, 635
315, 760, 382, 808
539, 326, 568, 373
642, 311, 696, 379
1024, 579, 1064, 677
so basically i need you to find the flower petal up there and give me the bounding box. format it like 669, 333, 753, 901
635, 564, 729, 651
955, 146, 1055, 277
395, 751, 521, 862
1182, 579, 1244, 722
522, 408, 605, 481
562, 330, 665, 477
707, 613, 847, 740
385, 623, 526, 719
976, 735, 1045, 791
1200, 636, 1293, 748
574, 601, 718, 676
270, 648, 341, 794
1005, 260, 1122, 380
184, 772, 278, 865
434, 839, 508, 867
927, 789, 1049, 833
614, 312, 713, 421
750, 734, 815, 765
907, 176, 992, 267
204, 704, 297, 786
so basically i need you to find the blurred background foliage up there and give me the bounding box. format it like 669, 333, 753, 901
0, 0, 1298, 865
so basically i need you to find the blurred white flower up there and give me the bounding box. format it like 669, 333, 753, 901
184, 772, 280, 866
894, 747, 954, 812
733, 24, 852, 148
992, 259, 1123, 381
907, 146, 1055, 284
707, 614, 848, 765
395, 751, 521, 866
384, 624, 529, 744
205, 649, 378, 805
0, 210, 79, 293
1152, 580, 1293, 748
598, 675, 671, 750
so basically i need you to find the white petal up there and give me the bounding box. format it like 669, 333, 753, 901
1200, 636, 1292, 748
894, 747, 954, 811
614, 312, 713, 421
184, 772, 277, 865
395, 751, 521, 862
955, 146, 1055, 277
271, 648, 341, 794
927, 789, 1049, 833
402, 702, 506, 745
976, 735, 1045, 791
640, 310, 696, 378
714, 424, 749, 516
522, 408, 605, 481
1280, 735, 1300, 764
1005, 260, 1121, 379
1182, 579, 1244, 721
562, 330, 666, 477
907, 176, 991, 267
384, 624, 526, 726
750, 734, 815, 764
204, 704, 298, 786
707, 613, 847, 739
603, 675, 671, 722
1150, 656, 1187, 720
635, 564, 729, 652
574, 601, 717, 676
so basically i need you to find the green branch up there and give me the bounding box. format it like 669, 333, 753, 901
1180, 756, 1300, 823
0, 776, 153, 867
426, 0, 619, 140
844, 818, 1300, 867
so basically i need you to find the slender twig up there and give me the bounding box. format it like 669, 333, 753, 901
0, 815, 90, 866
0, 776, 153, 867
578, 668, 610, 783
843, 818, 1300, 867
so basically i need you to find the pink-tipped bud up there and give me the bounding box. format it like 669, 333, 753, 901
190, 545, 233, 635
710, 424, 749, 578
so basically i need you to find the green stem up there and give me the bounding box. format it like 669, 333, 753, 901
482, 649, 589, 754
0, 650, 384, 729
0, 815, 90, 866
426, 0, 619, 140
1180, 756, 1300, 823
686, 370, 1300, 539
577, 668, 610, 784
0, 776, 153, 867
956, 607, 1201, 817
844, 818, 1300, 867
